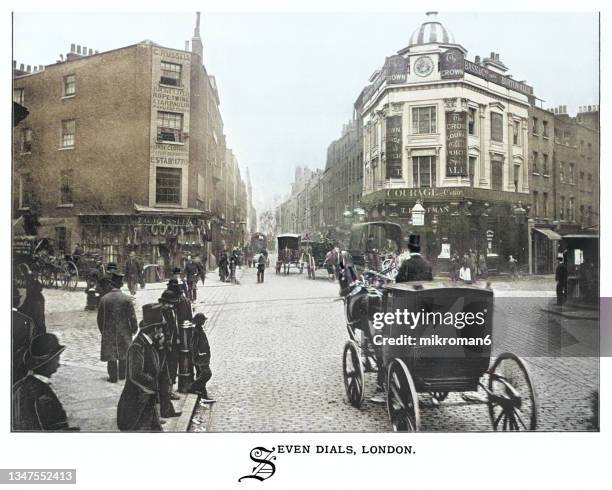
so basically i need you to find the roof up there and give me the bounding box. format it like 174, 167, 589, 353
534, 228, 562, 240
409, 12, 455, 47
277, 233, 301, 239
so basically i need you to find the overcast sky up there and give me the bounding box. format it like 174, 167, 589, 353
13, 12, 599, 212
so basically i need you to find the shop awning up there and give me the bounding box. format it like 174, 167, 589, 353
534, 228, 561, 240
562, 234, 599, 239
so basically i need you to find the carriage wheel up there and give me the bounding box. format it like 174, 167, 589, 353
15, 263, 32, 288
487, 353, 537, 431
431, 391, 449, 402
61, 261, 79, 291
342, 340, 365, 408
387, 359, 420, 432
41, 266, 56, 288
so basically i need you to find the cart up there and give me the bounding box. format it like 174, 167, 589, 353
276, 234, 302, 274
347, 221, 402, 273
342, 281, 537, 432
301, 239, 333, 279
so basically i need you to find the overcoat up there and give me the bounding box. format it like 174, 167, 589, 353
395, 253, 434, 282
97, 289, 138, 362
117, 334, 162, 431
12, 375, 69, 431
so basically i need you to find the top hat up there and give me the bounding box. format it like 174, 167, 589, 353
142, 303, 165, 329
159, 289, 180, 304
26, 333, 66, 371
407, 234, 421, 251
192, 312, 208, 325
172, 267, 182, 275
110, 271, 124, 286
106, 262, 118, 271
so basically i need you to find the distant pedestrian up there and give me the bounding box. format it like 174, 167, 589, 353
508, 255, 518, 280
555, 257, 568, 305
18, 275, 46, 337
188, 313, 214, 402
117, 305, 167, 432
12, 333, 79, 431
124, 251, 143, 295
97, 272, 138, 383
257, 253, 266, 283
477, 253, 488, 280
184, 255, 200, 301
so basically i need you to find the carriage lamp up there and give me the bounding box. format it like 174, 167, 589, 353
411, 201, 425, 226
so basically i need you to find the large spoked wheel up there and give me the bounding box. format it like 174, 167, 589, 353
41, 265, 57, 288
343, 340, 365, 408
61, 261, 79, 291
487, 352, 537, 431
387, 358, 420, 432
15, 263, 32, 288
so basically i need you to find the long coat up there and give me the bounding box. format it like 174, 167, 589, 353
117, 334, 162, 431
396, 253, 434, 282
97, 289, 138, 362
12, 309, 34, 386
18, 289, 46, 337
12, 375, 70, 431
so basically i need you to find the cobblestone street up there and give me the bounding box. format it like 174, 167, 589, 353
36, 265, 598, 432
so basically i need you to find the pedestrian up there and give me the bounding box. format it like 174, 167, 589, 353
12, 333, 79, 431
13, 282, 35, 386
477, 252, 488, 280
508, 255, 518, 280
97, 271, 138, 383
188, 313, 214, 402
157, 292, 182, 417
257, 253, 266, 283
124, 251, 143, 295
555, 257, 568, 306
218, 251, 229, 282
323, 249, 336, 281
184, 255, 200, 301
117, 304, 167, 432
18, 275, 46, 337
97, 262, 118, 298
396, 235, 433, 283
194, 253, 207, 285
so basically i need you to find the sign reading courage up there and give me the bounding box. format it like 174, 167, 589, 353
445, 112, 468, 177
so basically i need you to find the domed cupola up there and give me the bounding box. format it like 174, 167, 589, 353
409, 11, 455, 46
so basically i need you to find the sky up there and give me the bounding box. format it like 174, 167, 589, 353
13, 12, 599, 213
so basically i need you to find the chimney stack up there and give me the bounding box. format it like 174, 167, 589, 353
77, 45, 81, 54
89, 48, 93, 55
20, 63, 24, 71
475, 55, 480, 64
185, 40, 190, 51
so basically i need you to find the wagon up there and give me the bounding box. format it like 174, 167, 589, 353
342, 281, 537, 431
276, 234, 302, 274
347, 221, 402, 273
301, 239, 333, 279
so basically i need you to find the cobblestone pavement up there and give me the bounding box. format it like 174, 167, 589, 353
35, 267, 598, 432
190, 266, 598, 432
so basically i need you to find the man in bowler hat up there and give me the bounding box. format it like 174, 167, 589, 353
12, 333, 79, 431
188, 313, 214, 402
396, 234, 433, 282
117, 304, 167, 431
97, 271, 138, 382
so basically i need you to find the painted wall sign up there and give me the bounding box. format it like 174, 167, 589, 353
385, 55, 410, 84
446, 111, 468, 177
464, 59, 533, 96
385, 115, 403, 179
385, 188, 465, 199
440, 48, 464, 79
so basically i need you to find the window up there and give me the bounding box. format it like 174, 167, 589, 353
560, 162, 565, 182
13, 88, 24, 105
19, 173, 33, 209
542, 120, 549, 138
513, 164, 520, 192
55, 227, 68, 254
491, 156, 503, 190
532, 151, 539, 173
156, 111, 183, 143
543, 192, 548, 217
533, 191, 539, 216
21, 128, 32, 153
59, 169, 74, 205
580, 171, 585, 185
468, 107, 476, 135
513, 120, 520, 145
568, 197, 575, 221
580, 205, 585, 223
160, 61, 182, 86
412, 106, 437, 134
588, 142, 592, 153
560, 196, 565, 220
532, 116, 538, 134
469, 156, 477, 186
542, 154, 549, 175
63, 74, 76, 96
491, 113, 503, 142
569, 163, 574, 184
587, 206, 593, 226
412, 156, 436, 188
61, 119, 76, 148
580, 140, 585, 153
156, 167, 182, 204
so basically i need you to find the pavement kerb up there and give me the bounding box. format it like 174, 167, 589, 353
173, 394, 199, 432
541, 307, 599, 321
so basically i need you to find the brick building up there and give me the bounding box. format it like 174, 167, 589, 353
13, 14, 252, 272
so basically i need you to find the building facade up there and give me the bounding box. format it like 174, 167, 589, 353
13, 14, 253, 272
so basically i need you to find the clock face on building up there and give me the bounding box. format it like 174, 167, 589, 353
414, 56, 434, 77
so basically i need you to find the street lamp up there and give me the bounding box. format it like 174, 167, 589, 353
411, 201, 425, 227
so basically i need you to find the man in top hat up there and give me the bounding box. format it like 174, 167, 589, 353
555, 256, 568, 306
97, 271, 138, 383
124, 251, 143, 296
12, 282, 35, 386
396, 234, 433, 283
97, 262, 118, 298
12, 333, 79, 431
157, 289, 184, 415
188, 313, 214, 401
117, 304, 167, 431
18, 275, 46, 337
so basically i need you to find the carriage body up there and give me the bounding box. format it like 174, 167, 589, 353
276, 234, 302, 274
381, 282, 493, 393
348, 221, 402, 272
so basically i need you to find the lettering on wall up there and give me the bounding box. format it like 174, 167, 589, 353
385, 115, 403, 179
445, 111, 468, 177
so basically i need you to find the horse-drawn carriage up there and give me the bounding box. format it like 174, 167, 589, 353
13, 237, 82, 291
342, 279, 537, 432
276, 234, 303, 274
301, 239, 334, 279
348, 221, 402, 273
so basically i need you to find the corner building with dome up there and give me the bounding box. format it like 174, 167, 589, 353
356, 12, 534, 272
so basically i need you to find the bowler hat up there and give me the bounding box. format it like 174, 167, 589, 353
193, 313, 208, 325
407, 234, 421, 251
106, 262, 118, 271
172, 267, 181, 275
159, 289, 180, 304
26, 333, 66, 371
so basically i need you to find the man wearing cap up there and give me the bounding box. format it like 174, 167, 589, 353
124, 251, 143, 296
12, 282, 35, 386
188, 313, 214, 401
117, 304, 167, 431
396, 234, 433, 283
97, 271, 138, 383
12, 333, 79, 431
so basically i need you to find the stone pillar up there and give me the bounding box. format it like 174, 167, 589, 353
479, 104, 488, 185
